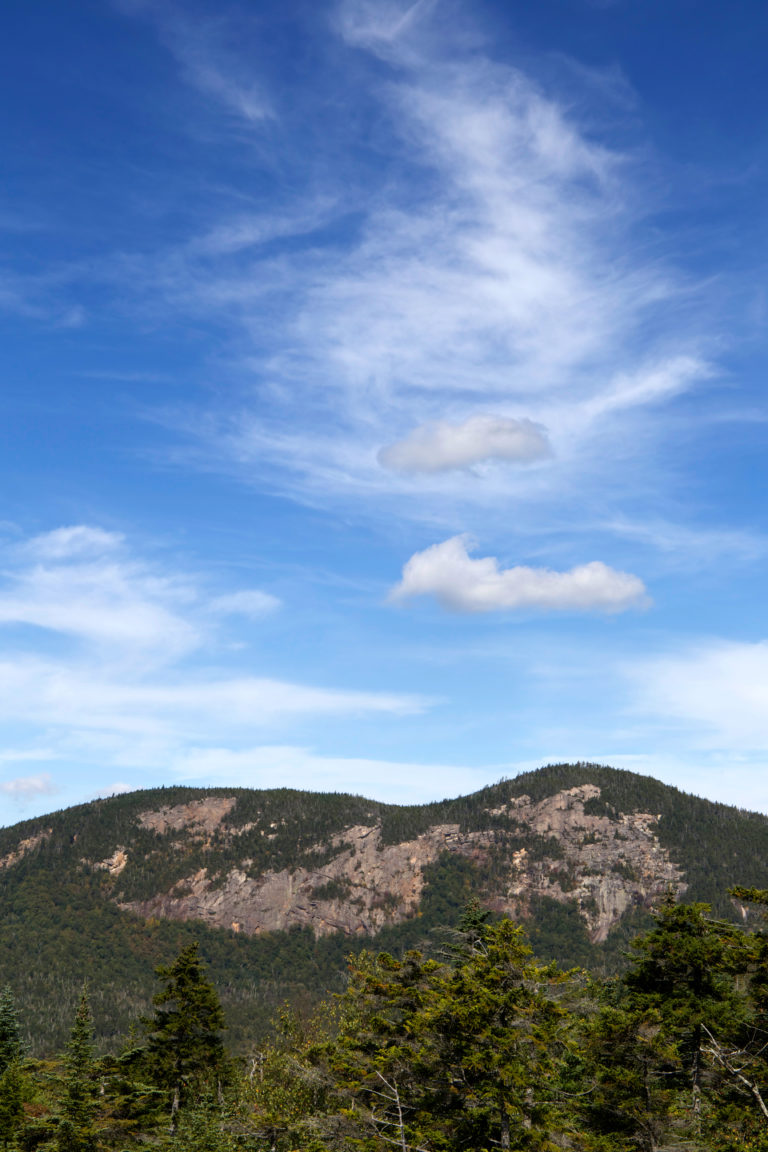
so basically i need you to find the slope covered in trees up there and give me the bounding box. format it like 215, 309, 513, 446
2, 764, 768, 1056
5, 895, 768, 1149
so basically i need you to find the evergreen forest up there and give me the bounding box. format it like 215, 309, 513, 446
4, 889, 768, 1150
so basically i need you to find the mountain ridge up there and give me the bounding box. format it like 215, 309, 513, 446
2, 762, 768, 1055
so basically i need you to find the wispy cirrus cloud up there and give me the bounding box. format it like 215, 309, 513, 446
173, 742, 491, 805
116, 0, 711, 536
209, 589, 281, 618
628, 639, 768, 752
0, 526, 197, 661
0, 527, 425, 809
113, 0, 272, 125
390, 534, 648, 613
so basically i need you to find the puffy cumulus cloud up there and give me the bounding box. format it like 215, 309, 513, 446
390, 534, 648, 613
210, 589, 281, 618
0, 773, 56, 799
378, 415, 551, 474
628, 639, 768, 751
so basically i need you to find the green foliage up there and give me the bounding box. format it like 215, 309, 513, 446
4, 764, 768, 1060
142, 942, 228, 1125
10, 892, 768, 1150
526, 895, 596, 970
56, 989, 98, 1152
0, 1060, 24, 1150
0, 988, 22, 1075
318, 919, 576, 1151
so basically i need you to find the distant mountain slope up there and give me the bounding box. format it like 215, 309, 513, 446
2, 763, 768, 1055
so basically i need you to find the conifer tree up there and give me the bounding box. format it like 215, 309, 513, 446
144, 942, 227, 1128
56, 988, 98, 1152
0, 988, 22, 1075
327, 918, 572, 1151
0, 1060, 24, 1151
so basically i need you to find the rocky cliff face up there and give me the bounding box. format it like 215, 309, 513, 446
115, 784, 684, 943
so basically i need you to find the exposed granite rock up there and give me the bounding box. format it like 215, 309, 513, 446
0, 829, 51, 869
121, 822, 455, 936
137, 797, 237, 837
120, 785, 685, 943
94, 848, 129, 876
493, 785, 685, 941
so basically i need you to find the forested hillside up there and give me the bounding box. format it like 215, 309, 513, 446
3, 764, 768, 1056
4, 896, 768, 1150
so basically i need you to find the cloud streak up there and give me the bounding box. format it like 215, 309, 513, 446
103, 0, 713, 532
0, 528, 427, 797
628, 639, 768, 752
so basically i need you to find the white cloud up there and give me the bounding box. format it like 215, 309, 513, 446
173, 743, 491, 804
0, 661, 425, 738
629, 639, 768, 751
337, 0, 436, 55
0, 774, 56, 799
391, 534, 648, 613
378, 415, 551, 473
0, 552, 198, 660
583, 356, 712, 421
103, 0, 716, 536
210, 589, 281, 618
159, 6, 710, 528
20, 525, 124, 561
0, 528, 430, 789
115, 1, 271, 124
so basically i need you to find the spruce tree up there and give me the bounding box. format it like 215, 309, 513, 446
144, 942, 227, 1128
0, 988, 22, 1075
0, 1060, 24, 1151
56, 988, 98, 1152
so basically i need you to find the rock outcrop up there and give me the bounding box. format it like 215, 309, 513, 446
120, 784, 684, 943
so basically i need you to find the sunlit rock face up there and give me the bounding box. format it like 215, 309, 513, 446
119, 785, 684, 944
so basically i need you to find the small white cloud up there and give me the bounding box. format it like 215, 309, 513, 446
0, 773, 56, 799
210, 589, 281, 618
22, 525, 124, 561
378, 415, 551, 474
390, 534, 648, 613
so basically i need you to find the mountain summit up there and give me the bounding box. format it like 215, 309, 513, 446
3, 763, 768, 1054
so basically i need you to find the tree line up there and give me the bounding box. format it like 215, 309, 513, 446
4, 889, 768, 1150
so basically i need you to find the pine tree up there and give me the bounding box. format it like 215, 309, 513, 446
327, 918, 572, 1151
0, 1060, 24, 1151
144, 942, 227, 1128
0, 989, 22, 1075
56, 988, 98, 1152
584, 898, 753, 1149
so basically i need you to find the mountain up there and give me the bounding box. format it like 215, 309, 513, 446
3, 762, 768, 1056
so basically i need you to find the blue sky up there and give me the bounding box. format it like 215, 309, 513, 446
2, 0, 768, 824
